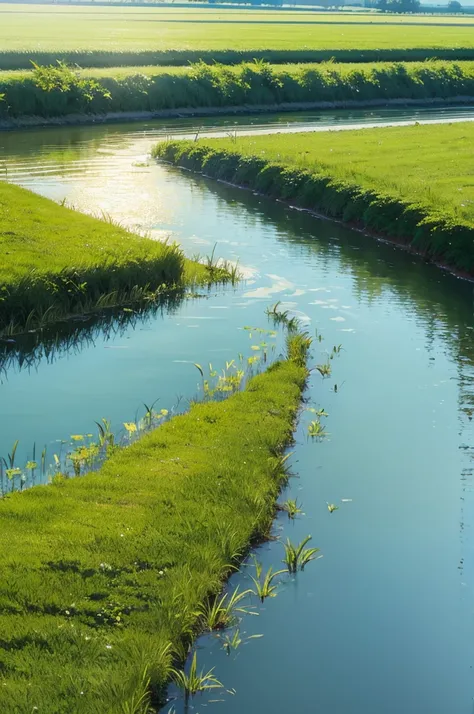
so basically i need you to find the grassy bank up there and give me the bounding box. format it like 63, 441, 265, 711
0, 332, 309, 713
153, 122, 474, 275
2, 60, 474, 120
1, 5, 474, 71
0, 181, 227, 336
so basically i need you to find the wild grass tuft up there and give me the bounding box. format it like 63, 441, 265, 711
283, 535, 321, 574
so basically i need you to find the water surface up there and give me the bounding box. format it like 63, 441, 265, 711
1, 111, 474, 713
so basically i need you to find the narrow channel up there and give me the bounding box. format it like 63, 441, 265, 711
1, 108, 474, 712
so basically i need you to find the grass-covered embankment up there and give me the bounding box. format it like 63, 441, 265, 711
0, 181, 225, 336
2, 60, 474, 122
153, 122, 474, 275
0, 332, 309, 713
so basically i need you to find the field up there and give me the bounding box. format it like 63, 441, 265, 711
154, 121, 474, 272
1, 4, 474, 69
0, 182, 228, 336
0, 331, 309, 713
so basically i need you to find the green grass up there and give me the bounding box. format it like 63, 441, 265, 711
0, 181, 226, 336
2, 60, 474, 120
0, 332, 309, 713
1, 5, 474, 68
153, 122, 474, 274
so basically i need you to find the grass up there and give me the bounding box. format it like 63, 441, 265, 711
2, 60, 474, 120
1, 5, 474, 68
0, 181, 229, 336
153, 121, 474, 274
0, 332, 309, 713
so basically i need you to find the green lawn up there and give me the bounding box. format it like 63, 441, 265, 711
0, 4, 474, 53
0, 331, 309, 713
154, 122, 474, 272
0, 181, 222, 335
197, 122, 474, 224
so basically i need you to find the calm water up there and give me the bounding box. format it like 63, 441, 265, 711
1, 111, 474, 713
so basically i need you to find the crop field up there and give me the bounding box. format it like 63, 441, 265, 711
1, 4, 474, 55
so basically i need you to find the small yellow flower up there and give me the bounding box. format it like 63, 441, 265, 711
123, 422, 137, 434
71, 435, 84, 442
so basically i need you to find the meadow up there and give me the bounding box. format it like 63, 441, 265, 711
0, 331, 309, 713
1, 4, 474, 68
2, 60, 474, 121
0, 182, 229, 336
153, 121, 474, 273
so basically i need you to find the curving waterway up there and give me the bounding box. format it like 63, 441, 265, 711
1, 106, 474, 713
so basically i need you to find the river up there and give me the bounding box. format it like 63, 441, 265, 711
1, 106, 474, 713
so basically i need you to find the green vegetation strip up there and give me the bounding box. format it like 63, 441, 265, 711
153, 122, 474, 275
2, 60, 474, 121
0, 182, 224, 336
2, 48, 474, 71
0, 334, 308, 713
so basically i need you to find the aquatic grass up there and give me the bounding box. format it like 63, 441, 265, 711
308, 419, 327, 438
316, 362, 332, 378
198, 588, 254, 631
0, 182, 232, 337
0, 331, 309, 711
154, 123, 474, 275
280, 498, 303, 519
172, 651, 223, 706
282, 535, 321, 573
249, 557, 286, 602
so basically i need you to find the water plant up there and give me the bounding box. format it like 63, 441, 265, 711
198, 587, 253, 631
280, 498, 303, 519
316, 362, 332, 378
283, 535, 321, 573
249, 557, 286, 602
308, 420, 326, 438
171, 651, 223, 706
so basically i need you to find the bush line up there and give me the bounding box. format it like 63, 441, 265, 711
0, 331, 309, 713
153, 140, 474, 276
0, 182, 230, 337
1, 47, 474, 71
2, 60, 474, 120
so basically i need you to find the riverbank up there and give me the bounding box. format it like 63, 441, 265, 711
153, 123, 474, 276
0, 182, 229, 337
1, 96, 474, 132
2, 60, 474, 127
0, 332, 309, 713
